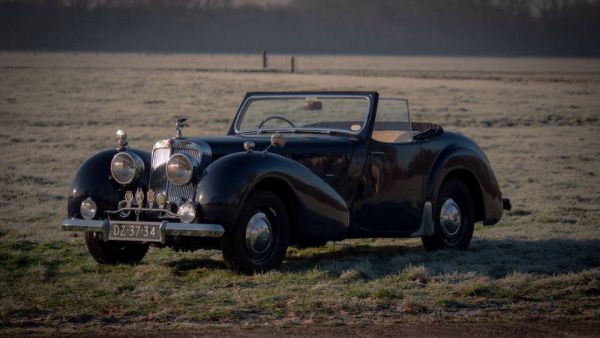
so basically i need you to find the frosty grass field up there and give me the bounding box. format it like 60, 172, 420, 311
0, 52, 599, 334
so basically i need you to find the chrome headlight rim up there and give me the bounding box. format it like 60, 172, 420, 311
80, 197, 97, 220
177, 201, 197, 224
110, 151, 144, 185
166, 153, 196, 186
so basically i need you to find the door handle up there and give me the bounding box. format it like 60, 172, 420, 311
370, 151, 386, 157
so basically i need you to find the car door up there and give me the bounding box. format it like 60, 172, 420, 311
350, 99, 426, 235
280, 135, 356, 202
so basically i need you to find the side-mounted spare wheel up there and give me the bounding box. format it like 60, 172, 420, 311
221, 190, 290, 275
422, 179, 474, 251
85, 232, 149, 265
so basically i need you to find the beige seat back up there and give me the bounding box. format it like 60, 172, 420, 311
372, 130, 411, 143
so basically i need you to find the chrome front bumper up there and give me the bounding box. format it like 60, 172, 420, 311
61, 218, 225, 243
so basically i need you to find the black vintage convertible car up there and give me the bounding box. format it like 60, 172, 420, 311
62, 91, 510, 274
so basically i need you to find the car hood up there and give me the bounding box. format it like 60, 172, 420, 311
184, 134, 357, 183
188, 134, 356, 160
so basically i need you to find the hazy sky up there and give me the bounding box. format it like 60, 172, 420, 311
2, 0, 597, 56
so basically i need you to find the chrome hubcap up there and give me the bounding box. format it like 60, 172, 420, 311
440, 198, 461, 237
245, 212, 272, 255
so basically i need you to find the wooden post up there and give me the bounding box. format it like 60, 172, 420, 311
262, 50, 267, 69
290, 56, 295, 73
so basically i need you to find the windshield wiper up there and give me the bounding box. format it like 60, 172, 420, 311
291, 129, 356, 137
237, 129, 273, 134
238, 128, 300, 135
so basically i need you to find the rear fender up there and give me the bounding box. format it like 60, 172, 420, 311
196, 152, 350, 240
425, 145, 503, 225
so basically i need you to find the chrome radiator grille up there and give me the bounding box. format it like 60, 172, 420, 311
150, 147, 202, 202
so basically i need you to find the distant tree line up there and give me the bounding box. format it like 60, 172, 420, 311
1, 0, 599, 56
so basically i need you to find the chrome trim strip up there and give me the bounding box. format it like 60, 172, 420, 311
61, 219, 225, 240
164, 222, 224, 238
153, 138, 208, 152
61, 218, 106, 232
105, 207, 179, 218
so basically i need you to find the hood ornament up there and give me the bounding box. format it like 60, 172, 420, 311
176, 118, 188, 139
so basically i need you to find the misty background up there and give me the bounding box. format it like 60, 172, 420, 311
1, 0, 599, 56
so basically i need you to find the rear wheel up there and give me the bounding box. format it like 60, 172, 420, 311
221, 190, 290, 274
85, 232, 149, 265
422, 179, 474, 251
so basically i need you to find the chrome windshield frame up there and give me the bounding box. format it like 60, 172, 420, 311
232, 93, 375, 137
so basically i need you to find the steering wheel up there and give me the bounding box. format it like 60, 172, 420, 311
258, 115, 296, 129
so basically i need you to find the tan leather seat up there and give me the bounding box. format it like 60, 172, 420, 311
372, 130, 411, 143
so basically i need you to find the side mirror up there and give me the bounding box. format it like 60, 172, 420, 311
271, 133, 286, 148
243, 141, 255, 153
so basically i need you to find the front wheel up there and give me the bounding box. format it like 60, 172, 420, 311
221, 190, 290, 274
85, 232, 149, 265
422, 179, 474, 251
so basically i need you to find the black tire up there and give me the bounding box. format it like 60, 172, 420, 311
422, 179, 474, 251
84, 232, 149, 265
221, 190, 290, 275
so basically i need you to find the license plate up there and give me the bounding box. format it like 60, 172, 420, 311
108, 221, 162, 242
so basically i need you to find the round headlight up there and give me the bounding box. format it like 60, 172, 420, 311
80, 198, 97, 220
177, 202, 196, 223
166, 153, 195, 186
111, 152, 144, 185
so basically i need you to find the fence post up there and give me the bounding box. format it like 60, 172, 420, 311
262, 50, 267, 69
290, 56, 295, 73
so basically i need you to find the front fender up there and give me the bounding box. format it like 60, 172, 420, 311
196, 152, 350, 239
67, 149, 151, 219
425, 144, 503, 225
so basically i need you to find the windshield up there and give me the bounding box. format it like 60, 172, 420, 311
235, 95, 371, 134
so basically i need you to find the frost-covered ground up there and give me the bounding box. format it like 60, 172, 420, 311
0, 52, 599, 335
